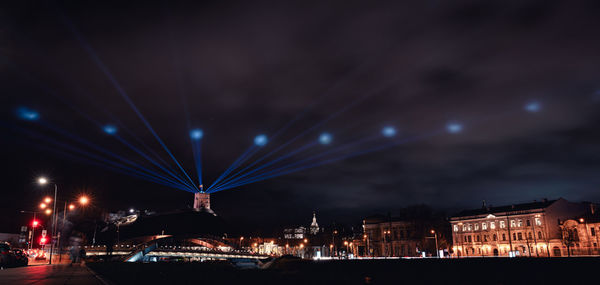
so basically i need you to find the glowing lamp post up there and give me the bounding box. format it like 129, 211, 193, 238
37, 176, 57, 265
430, 230, 439, 258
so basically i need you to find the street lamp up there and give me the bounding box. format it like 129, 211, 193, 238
37, 176, 57, 265
79, 195, 89, 205
430, 230, 439, 258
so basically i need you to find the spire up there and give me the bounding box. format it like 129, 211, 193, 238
310, 211, 319, 235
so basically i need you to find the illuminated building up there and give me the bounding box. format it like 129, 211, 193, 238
450, 198, 588, 257
557, 204, 600, 256
361, 215, 420, 257
310, 211, 320, 235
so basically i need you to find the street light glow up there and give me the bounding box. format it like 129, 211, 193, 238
38, 177, 48, 185
44, 197, 52, 203
69, 204, 76, 210
44, 208, 52, 215
39, 203, 47, 209
79, 195, 89, 205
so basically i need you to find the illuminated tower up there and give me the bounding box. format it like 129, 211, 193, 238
193, 185, 210, 210
310, 211, 319, 235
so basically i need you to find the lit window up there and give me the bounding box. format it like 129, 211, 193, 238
500, 221, 506, 228
453, 225, 459, 232
468, 224, 472, 231
463, 225, 467, 231
517, 220, 523, 227
474, 224, 479, 231
482, 223, 487, 230
490, 222, 495, 229
535, 218, 542, 226
510, 220, 516, 227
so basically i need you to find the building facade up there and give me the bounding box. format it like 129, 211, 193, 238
558, 205, 600, 256
361, 215, 420, 257
450, 198, 588, 257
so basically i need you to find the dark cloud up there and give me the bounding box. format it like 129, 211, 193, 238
1, 0, 600, 233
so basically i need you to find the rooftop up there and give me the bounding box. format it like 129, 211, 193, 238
451, 199, 558, 219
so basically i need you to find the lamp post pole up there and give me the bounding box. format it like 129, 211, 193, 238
49, 183, 57, 265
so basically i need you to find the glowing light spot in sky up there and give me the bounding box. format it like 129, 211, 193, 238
381, 126, 396, 137
319, 132, 332, 145
190, 129, 203, 140
592, 90, 600, 103
524, 101, 541, 112
446, 122, 463, 134
254, 134, 268, 146
16, 107, 39, 121
103, 125, 117, 135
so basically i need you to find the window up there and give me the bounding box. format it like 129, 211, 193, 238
493, 234, 497, 241
510, 220, 516, 227
484, 235, 488, 242
538, 231, 542, 239
468, 235, 472, 242
528, 232, 532, 240
500, 221, 506, 228
490, 222, 496, 229
513, 233, 517, 240
502, 234, 506, 241
517, 220, 523, 227
591, 227, 596, 237
535, 218, 542, 226
453, 225, 459, 232
468, 224, 472, 231
517, 233, 522, 240
476, 235, 480, 242
463, 224, 467, 231
482, 223, 488, 230
464, 236, 468, 242
474, 223, 479, 231
526, 220, 531, 226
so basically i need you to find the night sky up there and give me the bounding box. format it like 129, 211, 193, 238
2, 1, 600, 234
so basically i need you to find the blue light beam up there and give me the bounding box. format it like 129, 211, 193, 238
59, 12, 198, 190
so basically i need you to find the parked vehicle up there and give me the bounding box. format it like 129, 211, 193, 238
11, 249, 29, 266
0, 243, 16, 267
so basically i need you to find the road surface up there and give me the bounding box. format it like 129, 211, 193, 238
0, 264, 105, 285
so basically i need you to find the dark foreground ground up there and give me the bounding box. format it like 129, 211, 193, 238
86, 257, 599, 285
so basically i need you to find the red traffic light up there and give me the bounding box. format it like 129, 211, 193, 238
40, 237, 47, 245
32, 220, 40, 227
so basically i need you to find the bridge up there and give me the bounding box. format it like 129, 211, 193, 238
84, 236, 269, 262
